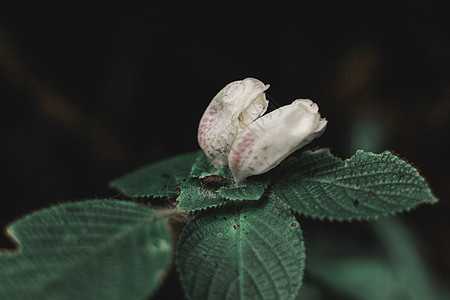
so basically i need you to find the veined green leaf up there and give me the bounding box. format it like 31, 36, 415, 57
176, 197, 305, 300
271, 149, 437, 221
111, 150, 199, 198
0, 199, 172, 300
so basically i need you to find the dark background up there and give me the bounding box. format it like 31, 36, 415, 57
0, 2, 449, 297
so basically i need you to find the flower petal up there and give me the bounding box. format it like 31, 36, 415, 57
198, 78, 269, 167
228, 99, 327, 183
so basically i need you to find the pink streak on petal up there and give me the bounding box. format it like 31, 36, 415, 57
229, 130, 255, 175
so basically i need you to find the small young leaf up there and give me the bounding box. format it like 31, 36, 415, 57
177, 176, 269, 211
217, 178, 268, 201
176, 196, 305, 300
190, 151, 233, 178
177, 153, 269, 211
0, 199, 172, 300
271, 149, 437, 220
111, 150, 199, 198
177, 178, 229, 211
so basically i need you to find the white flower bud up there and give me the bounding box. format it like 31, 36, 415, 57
228, 99, 327, 183
198, 78, 269, 168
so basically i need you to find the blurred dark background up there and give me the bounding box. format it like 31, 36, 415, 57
0, 2, 448, 297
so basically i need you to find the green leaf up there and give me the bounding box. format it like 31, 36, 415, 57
0, 199, 172, 300
193, 151, 269, 201
111, 150, 199, 198
177, 152, 269, 211
176, 197, 305, 300
217, 178, 268, 201
177, 177, 269, 212
271, 149, 437, 221
177, 178, 229, 211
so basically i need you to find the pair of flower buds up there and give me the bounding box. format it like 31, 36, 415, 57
198, 78, 327, 184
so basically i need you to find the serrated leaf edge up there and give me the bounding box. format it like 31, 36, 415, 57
270, 149, 438, 222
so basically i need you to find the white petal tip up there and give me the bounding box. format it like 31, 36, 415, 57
315, 118, 328, 135
293, 99, 319, 113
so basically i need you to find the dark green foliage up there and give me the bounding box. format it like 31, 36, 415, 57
176, 196, 305, 300
111, 150, 200, 198
0, 200, 172, 300
271, 149, 437, 220
1, 148, 439, 299
305, 218, 447, 300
